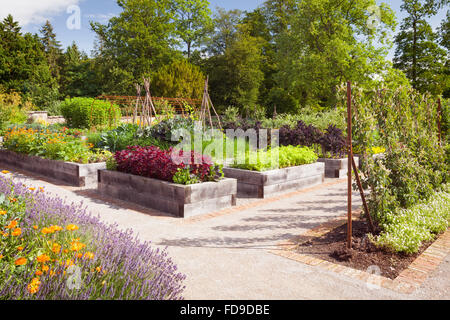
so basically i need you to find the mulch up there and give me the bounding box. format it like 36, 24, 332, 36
295, 219, 433, 279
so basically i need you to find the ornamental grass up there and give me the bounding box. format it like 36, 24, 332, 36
0, 175, 185, 300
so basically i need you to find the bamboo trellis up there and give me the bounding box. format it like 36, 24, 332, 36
200, 76, 222, 131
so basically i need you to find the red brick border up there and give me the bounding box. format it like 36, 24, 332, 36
269, 213, 450, 294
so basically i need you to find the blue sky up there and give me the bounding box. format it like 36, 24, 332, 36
0, 0, 447, 59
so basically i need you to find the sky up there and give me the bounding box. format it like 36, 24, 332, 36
0, 0, 447, 60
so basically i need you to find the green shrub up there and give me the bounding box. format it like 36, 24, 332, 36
372, 186, 450, 254
0, 91, 29, 134
60, 97, 121, 129
232, 145, 318, 171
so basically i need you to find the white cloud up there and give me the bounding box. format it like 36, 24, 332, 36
0, 0, 81, 26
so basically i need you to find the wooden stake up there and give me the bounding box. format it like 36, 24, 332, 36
347, 81, 353, 249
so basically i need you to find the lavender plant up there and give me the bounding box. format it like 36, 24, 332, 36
0, 177, 186, 300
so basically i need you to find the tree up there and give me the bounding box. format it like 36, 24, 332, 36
262, 0, 297, 36
207, 23, 264, 112
40, 20, 62, 80
60, 43, 101, 98
0, 14, 57, 109
173, 0, 212, 58
205, 7, 242, 56
152, 59, 205, 99
275, 0, 397, 108
439, 10, 450, 97
394, 0, 447, 95
91, 0, 181, 89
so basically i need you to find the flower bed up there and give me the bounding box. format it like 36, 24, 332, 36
317, 157, 359, 179
224, 146, 324, 198
0, 150, 105, 187
0, 176, 185, 299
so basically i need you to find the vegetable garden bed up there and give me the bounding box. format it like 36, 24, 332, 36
0, 149, 105, 187
223, 162, 325, 198
98, 169, 237, 218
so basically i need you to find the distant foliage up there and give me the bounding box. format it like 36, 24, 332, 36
60, 98, 121, 129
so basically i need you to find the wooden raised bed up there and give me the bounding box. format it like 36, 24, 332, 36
317, 157, 359, 179
0, 149, 105, 187
98, 170, 237, 218
223, 162, 325, 198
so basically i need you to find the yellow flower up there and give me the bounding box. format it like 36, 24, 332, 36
29, 187, 36, 191
0, 210, 6, 215
11, 228, 21, 237
1, 170, 10, 174
27, 278, 41, 294
36, 254, 51, 263
96, 266, 102, 273
83, 252, 94, 260
39, 187, 45, 193
71, 241, 86, 252
15, 257, 27, 266
0, 254, 4, 259
42, 265, 49, 273
66, 224, 79, 231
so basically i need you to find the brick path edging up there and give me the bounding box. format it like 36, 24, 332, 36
269, 212, 450, 294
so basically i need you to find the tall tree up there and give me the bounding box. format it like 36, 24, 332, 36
394, 0, 446, 94
205, 7, 242, 56
173, 0, 212, 58
40, 20, 62, 79
439, 10, 450, 98
207, 23, 264, 111
0, 15, 57, 108
275, 0, 397, 108
91, 0, 181, 93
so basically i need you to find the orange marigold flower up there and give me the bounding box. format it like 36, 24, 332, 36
52, 243, 61, 254
0, 210, 7, 215
33, 225, 38, 230
66, 224, 79, 231
39, 187, 45, 193
36, 254, 50, 263
29, 187, 36, 191
11, 228, 21, 237
1, 170, 10, 174
96, 266, 102, 273
8, 197, 17, 203
42, 265, 49, 273
41, 227, 52, 235
71, 241, 86, 252
6, 220, 18, 229
17, 246, 24, 251
27, 278, 41, 294
15, 257, 27, 266
0, 254, 4, 259
35, 270, 43, 276
49, 225, 63, 232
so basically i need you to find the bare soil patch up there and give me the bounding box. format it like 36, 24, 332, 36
295, 219, 433, 279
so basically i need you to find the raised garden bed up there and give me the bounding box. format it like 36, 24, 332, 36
98, 169, 237, 218
223, 162, 325, 198
317, 157, 359, 179
0, 149, 105, 187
